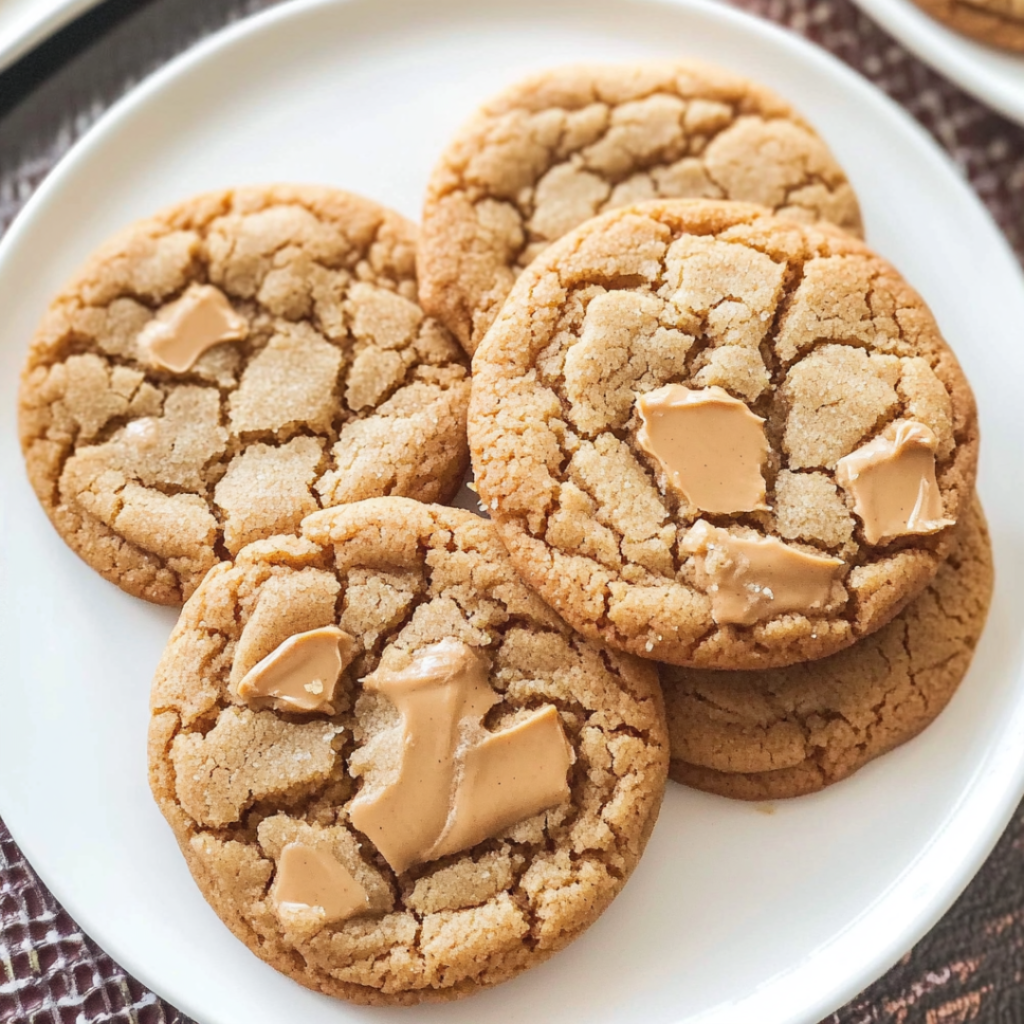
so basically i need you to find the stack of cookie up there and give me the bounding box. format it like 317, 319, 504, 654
16, 61, 990, 1006
422, 61, 989, 797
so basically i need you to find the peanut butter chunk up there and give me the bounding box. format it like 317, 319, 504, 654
683, 520, 845, 626
349, 639, 572, 874
236, 626, 356, 714
836, 421, 955, 545
273, 842, 369, 924
431, 706, 572, 861
636, 385, 769, 513
139, 284, 248, 372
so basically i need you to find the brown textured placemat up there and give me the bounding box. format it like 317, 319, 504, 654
1, 1, 1022, 1021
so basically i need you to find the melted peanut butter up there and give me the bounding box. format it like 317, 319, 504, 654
683, 520, 845, 626
636, 385, 769, 514
236, 626, 356, 714
139, 284, 248, 372
349, 640, 573, 874
432, 706, 572, 861
349, 641, 494, 874
836, 421, 955, 545
273, 842, 369, 923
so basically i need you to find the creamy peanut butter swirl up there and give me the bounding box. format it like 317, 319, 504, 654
349, 639, 573, 874
836, 421, 955, 545
636, 385, 769, 514
683, 520, 845, 626
139, 284, 248, 373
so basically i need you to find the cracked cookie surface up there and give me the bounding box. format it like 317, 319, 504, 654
147, 498, 668, 1005
468, 199, 978, 670
910, 0, 1024, 51
665, 499, 993, 800
418, 61, 863, 355
19, 186, 471, 605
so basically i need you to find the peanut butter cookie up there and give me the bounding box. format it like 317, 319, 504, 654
419, 61, 862, 354
665, 499, 993, 800
910, 0, 1024, 52
148, 498, 668, 1004
19, 186, 471, 605
469, 199, 978, 670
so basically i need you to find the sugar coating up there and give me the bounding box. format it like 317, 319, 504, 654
148, 498, 668, 1005
665, 500, 993, 799
469, 200, 979, 670
19, 186, 471, 604
911, 0, 1024, 51
418, 61, 863, 354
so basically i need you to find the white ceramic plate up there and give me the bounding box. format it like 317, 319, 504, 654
850, 0, 1024, 126
0, 0, 102, 71
0, 1, 1022, 1023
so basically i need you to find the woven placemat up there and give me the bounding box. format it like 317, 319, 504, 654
1, 1, 1022, 1021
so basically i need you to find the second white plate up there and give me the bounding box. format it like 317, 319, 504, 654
850, 0, 1024, 126
0, 2, 1023, 1024
0, 0, 103, 71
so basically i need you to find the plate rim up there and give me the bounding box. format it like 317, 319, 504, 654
849, 0, 1024, 126
0, 0, 105, 72
0, 1, 1023, 1023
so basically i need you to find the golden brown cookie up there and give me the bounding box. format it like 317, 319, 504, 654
469, 199, 978, 670
148, 498, 668, 1005
910, 0, 1024, 51
419, 61, 863, 355
19, 186, 471, 605
665, 499, 993, 800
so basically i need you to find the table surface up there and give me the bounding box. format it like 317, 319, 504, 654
1, 1, 1023, 1022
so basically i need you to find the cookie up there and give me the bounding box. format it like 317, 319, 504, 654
910, 0, 1024, 52
469, 199, 978, 670
419, 61, 863, 355
665, 499, 993, 800
18, 186, 471, 605
148, 498, 668, 1004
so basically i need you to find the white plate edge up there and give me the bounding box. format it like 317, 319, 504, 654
0, 2, 1022, 1022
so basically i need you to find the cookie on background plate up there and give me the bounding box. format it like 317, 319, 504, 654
148, 498, 668, 1005
19, 186, 471, 605
910, 0, 1024, 52
469, 199, 978, 671
419, 60, 863, 355
666, 499, 993, 800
